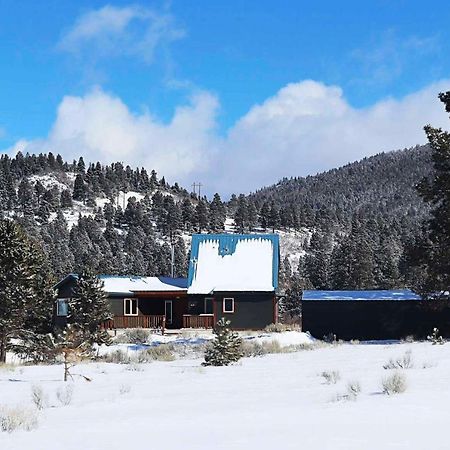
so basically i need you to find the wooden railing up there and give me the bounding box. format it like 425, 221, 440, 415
102, 315, 166, 332
183, 314, 214, 329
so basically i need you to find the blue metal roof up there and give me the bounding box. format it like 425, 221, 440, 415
158, 276, 188, 289
302, 289, 421, 301
188, 233, 280, 290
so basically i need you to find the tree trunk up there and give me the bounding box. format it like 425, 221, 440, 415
0, 332, 7, 363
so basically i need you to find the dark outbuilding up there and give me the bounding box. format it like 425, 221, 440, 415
302, 289, 450, 340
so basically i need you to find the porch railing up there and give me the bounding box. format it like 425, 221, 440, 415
102, 315, 166, 332
182, 314, 214, 329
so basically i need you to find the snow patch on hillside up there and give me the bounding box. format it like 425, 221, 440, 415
28, 173, 71, 191
95, 191, 145, 209
277, 228, 310, 269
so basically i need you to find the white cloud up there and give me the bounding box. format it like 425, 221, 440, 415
216, 79, 450, 193
7, 80, 450, 195
58, 4, 185, 63
350, 31, 440, 86
10, 88, 219, 183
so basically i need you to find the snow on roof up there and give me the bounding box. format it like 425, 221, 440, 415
97, 276, 187, 294
187, 234, 279, 294
302, 289, 422, 301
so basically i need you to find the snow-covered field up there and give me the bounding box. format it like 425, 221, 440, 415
1, 339, 449, 450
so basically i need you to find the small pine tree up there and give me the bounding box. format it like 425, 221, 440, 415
203, 318, 243, 366
69, 271, 111, 346
427, 327, 444, 345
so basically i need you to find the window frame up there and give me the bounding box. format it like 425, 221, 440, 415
56, 298, 69, 317
124, 298, 139, 316
223, 297, 235, 314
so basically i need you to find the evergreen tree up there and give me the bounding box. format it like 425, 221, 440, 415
279, 273, 303, 321
209, 193, 226, 232
246, 200, 257, 231
259, 201, 270, 230
181, 198, 195, 231
34, 180, 45, 206
0, 220, 52, 362
17, 179, 35, 213
69, 271, 111, 346
414, 91, 450, 297
234, 194, 248, 232
268, 201, 280, 232
73, 174, 86, 202
77, 157, 86, 174
203, 318, 243, 366
304, 232, 331, 289
60, 189, 73, 208
195, 200, 209, 233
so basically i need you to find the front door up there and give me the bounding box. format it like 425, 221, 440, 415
165, 300, 173, 326
204, 297, 213, 314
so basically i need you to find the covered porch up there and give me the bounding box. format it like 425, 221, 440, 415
102, 293, 215, 331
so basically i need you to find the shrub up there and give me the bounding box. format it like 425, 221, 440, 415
383, 350, 414, 370
116, 329, 150, 345
56, 385, 73, 407
125, 363, 145, 372
144, 344, 176, 362
427, 328, 444, 345
346, 381, 361, 400
103, 349, 131, 364
321, 370, 341, 384
264, 323, 300, 333
203, 318, 243, 366
119, 384, 131, 395
323, 333, 337, 344
382, 372, 407, 395
241, 340, 282, 357
331, 381, 361, 403
0, 406, 38, 432
0, 363, 16, 372
31, 385, 48, 410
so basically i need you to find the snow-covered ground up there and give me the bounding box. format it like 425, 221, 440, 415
1, 340, 449, 450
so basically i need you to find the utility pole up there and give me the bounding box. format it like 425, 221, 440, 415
191, 182, 203, 198
169, 230, 175, 278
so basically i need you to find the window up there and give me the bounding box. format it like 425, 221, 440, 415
124, 298, 138, 316
56, 298, 69, 317
223, 297, 234, 313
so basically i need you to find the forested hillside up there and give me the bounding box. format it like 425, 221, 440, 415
246, 145, 432, 290
0, 145, 431, 289
0, 152, 226, 280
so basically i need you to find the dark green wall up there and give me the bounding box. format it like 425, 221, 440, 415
213, 292, 275, 330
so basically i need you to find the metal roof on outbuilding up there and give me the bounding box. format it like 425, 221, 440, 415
302, 289, 422, 301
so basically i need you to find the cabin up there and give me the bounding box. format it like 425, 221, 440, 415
54, 274, 188, 332
54, 233, 280, 331
187, 233, 280, 330
301, 289, 450, 340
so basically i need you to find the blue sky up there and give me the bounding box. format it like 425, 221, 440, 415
1, 0, 450, 194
